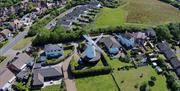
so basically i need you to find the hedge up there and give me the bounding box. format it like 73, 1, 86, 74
72, 66, 112, 78
70, 53, 112, 78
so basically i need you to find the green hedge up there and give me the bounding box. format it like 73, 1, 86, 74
70, 53, 112, 78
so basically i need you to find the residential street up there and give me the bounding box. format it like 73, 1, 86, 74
0, 29, 29, 56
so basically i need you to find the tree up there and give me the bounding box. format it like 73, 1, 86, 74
140, 83, 147, 91
155, 25, 172, 41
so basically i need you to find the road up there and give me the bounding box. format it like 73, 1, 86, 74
0, 28, 29, 56
45, 6, 77, 30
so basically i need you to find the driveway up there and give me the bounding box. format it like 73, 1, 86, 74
62, 43, 79, 91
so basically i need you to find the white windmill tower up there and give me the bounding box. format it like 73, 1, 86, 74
81, 34, 103, 62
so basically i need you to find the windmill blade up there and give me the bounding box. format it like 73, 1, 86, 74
94, 44, 103, 53
83, 34, 104, 53
83, 34, 95, 44
94, 33, 103, 43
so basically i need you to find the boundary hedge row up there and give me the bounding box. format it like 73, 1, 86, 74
70, 53, 112, 78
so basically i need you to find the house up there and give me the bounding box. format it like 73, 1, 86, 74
0, 29, 12, 39
116, 33, 135, 48
99, 36, 121, 55
44, 44, 64, 58
8, 53, 33, 73
32, 66, 63, 88
10, 19, 22, 32
0, 68, 16, 91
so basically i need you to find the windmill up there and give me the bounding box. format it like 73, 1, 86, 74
80, 34, 103, 63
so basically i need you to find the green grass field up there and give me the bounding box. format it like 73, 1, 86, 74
109, 58, 168, 91
31, 84, 61, 91
94, 0, 180, 28
95, 7, 127, 28
13, 37, 34, 50
76, 74, 118, 91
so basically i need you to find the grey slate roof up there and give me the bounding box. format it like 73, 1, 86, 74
99, 36, 121, 49
32, 66, 62, 87
170, 57, 180, 69
10, 53, 33, 70
164, 49, 176, 60
157, 41, 170, 52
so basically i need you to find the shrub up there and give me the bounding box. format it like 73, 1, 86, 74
140, 83, 147, 91
148, 80, 155, 87
151, 76, 157, 81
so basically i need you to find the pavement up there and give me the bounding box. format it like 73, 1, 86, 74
45, 6, 77, 30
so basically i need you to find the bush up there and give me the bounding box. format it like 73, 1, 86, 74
140, 83, 147, 91
151, 76, 157, 81
12, 82, 26, 91
148, 80, 155, 87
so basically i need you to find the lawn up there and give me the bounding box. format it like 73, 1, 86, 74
109, 58, 168, 91
31, 84, 61, 91
95, 7, 127, 28
76, 74, 118, 91
93, 0, 180, 28
13, 37, 34, 50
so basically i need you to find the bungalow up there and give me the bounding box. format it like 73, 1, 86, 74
0, 29, 12, 39
99, 36, 121, 55
44, 44, 64, 58
0, 68, 16, 91
8, 53, 33, 73
32, 66, 63, 89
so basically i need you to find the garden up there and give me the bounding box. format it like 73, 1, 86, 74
108, 55, 168, 91
75, 74, 118, 91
